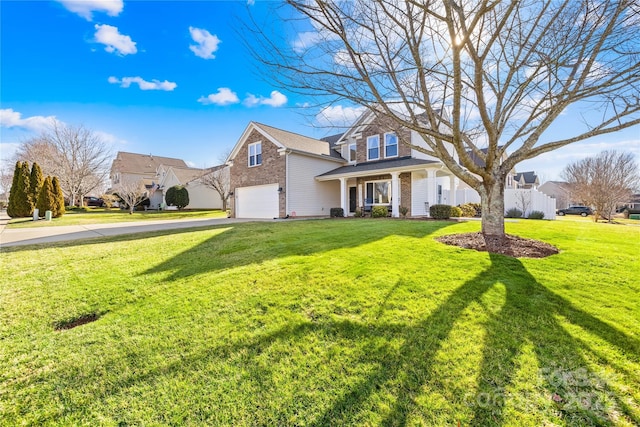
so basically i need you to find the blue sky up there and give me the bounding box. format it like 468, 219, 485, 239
1, 0, 638, 180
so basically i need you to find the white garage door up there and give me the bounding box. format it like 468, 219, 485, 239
236, 184, 279, 218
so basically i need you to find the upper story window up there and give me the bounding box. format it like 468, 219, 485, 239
385, 133, 398, 158
348, 143, 357, 163
248, 142, 262, 167
367, 135, 380, 161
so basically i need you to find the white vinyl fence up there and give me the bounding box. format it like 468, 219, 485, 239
455, 188, 556, 219
505, 188, 556, 219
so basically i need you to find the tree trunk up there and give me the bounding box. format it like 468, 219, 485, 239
222, 197, 227, 211
479, 179, 506, 252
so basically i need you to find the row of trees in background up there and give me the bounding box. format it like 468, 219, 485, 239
562, 150, 639, 222
7, 161, 65, 218
13, 120, 112, 207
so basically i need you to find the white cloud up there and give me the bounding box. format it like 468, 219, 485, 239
94, 24, 137, 56
0, 142, 20, 164
316, 105, 366, 127
0, 108, 55, 131
247, 0, 255, 5
109, 76, 177, 91
243, 91, 287, 108
56, 0, 123, 21
94, 130, 128, 145
189, 27, 221, 60
197, 88, 240, 106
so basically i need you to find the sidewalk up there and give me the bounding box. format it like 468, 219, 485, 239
0, 211, 274, 248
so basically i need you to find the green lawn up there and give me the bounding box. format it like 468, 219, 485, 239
6, 208, 228, 228
1, 219, 638, 426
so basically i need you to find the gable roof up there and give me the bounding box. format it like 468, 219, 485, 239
170, 166, 206, 184
514, 171, 539, 184
336, 109, 377, 144
228, 122, 345, 162
112, 151, 187, 175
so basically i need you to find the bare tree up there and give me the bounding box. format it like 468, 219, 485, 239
0, 165, 13, 207
15, 120, 113, 206
114, 179, 148, 214
514, 190, 531, 217
562, 150, 639, 222
199, 166, 231, 211
251, 0, 640, 249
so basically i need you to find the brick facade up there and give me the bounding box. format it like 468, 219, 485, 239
353, 122, 412, 164
229, 129, 286, 217
400, 172, 412, 216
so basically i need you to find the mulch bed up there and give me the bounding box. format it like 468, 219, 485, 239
436, 232, 559, 258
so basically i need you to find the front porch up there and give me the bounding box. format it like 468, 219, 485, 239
316, 157, 458, 218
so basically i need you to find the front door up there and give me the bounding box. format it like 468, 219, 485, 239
349, 186, 357, 213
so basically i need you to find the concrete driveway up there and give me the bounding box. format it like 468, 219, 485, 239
0, 211, 277, 248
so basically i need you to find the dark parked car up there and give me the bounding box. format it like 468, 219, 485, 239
83, 197, 104, 207
557, 206, 592, 216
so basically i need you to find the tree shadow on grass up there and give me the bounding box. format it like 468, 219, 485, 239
216, 253, 639, 425
11, 232, 639, 425
140, 219, 457, 281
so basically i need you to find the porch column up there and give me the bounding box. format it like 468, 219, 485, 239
426, 169, 437, 216
339, 177, 347, 216
391, 172, 400, 217
449, 175, 457, 206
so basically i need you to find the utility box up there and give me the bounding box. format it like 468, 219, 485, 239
33, 208, 39, 221
45, 210, 52, 221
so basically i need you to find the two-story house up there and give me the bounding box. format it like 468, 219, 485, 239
226, 112, 460, 218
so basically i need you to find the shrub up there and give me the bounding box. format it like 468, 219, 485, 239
8, 161, 33, 218
166, 185, 189, 209
430, 204, 453, 219
450, 206, 462, 217
528, 210, 545, 219
458, 203, 477, 217
29, 163, 44, 209
100, 194, 119, 209
399, 206, 409, 217
353, 207, 363, 218
469, 203, 482, 217
36, 176, 55, 215
330, 207, 344, 217
372, 205, 388, 218
51, 176, 65, 217
505, 207, 523, 218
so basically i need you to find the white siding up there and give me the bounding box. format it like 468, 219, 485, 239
411, 172, 429, 216
410, 131, 458, 162
184, 182, 223, 209
287, 154, 341, 216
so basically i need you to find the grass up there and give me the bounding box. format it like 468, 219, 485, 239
1, 218, 638, 426
6, 208, 228, 228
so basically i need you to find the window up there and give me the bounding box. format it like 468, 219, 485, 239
348, 143, 357, 163
248, 142, 262, 167
366, 180, 391, 204
384, 133, 398, 158
367, 135, 380, 160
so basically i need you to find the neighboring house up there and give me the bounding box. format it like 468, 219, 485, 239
513, 171, 540, 189
155, 165, 223, 210
110, 151, 187, 193
619, 193, 640, 212
538, 181, 574, 210
227, 122, 345, 218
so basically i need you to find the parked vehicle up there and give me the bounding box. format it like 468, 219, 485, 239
83, 197, 105, 207
557, 206, 592, 216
